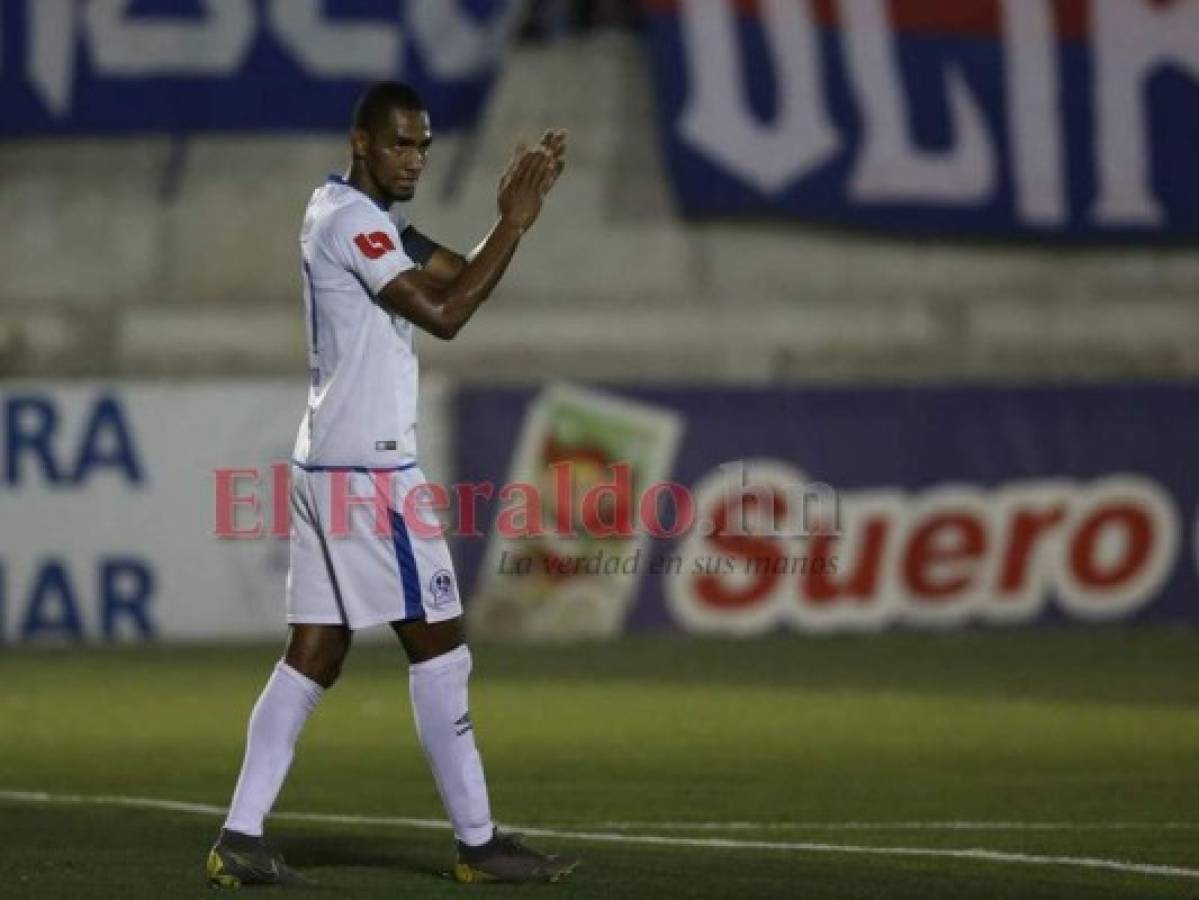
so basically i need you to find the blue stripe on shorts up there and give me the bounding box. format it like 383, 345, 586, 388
388, 509, 425, 622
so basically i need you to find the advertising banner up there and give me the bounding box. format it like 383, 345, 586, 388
470, 383, 683, 639
456, 382, 1199, 637
1, 1, 520, 134
0, 380, 450, 644
644, 0, 1199, 237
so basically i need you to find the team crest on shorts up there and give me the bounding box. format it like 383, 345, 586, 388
429, 569, 456, 609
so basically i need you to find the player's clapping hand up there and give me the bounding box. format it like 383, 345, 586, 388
538, 128, 567, 192
497, 130, 567, 231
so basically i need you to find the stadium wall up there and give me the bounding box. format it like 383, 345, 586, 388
2, 34, 1199, 383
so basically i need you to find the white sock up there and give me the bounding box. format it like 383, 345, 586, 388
409, 645, 495, 846
224, 661, 323, 836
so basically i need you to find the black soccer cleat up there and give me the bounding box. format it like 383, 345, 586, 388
453, 830, 579, 884
206, 828, 304, 888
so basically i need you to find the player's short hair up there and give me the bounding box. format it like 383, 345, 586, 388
352, 81, 426, 134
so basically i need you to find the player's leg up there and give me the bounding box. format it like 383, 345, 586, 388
394, 615, 493, 843
226, 624, 351, 836
208, 465, 354, 886
394, 615, 578, 884
225, 625, 350, 834
222, 461, 352, 839
208, 624, 351, 887
368, 466, 575, 882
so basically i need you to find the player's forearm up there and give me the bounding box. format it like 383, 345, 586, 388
434, 217, 524, 334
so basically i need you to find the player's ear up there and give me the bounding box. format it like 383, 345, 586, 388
350, 127, 370, 159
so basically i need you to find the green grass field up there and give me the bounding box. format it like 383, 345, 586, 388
3, 629, 1199, 899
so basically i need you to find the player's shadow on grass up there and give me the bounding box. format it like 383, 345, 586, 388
281, 833, 444, 880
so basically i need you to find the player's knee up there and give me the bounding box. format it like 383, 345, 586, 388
393, 616, 465, 664
285, 625, 351, 688
317, 656, 346, 688
287, 649, 344, 689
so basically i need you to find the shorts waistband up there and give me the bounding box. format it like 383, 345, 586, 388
290, 458, 419, 473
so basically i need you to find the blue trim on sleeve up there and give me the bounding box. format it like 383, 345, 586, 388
290, 459, 418, 473
388, 509, 426, 622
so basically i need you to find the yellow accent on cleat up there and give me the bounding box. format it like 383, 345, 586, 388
453, 858, 578, 885
454, 862, 500, 884
207, 848, 242, 888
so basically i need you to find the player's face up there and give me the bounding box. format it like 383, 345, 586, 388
366, 107, 432, 203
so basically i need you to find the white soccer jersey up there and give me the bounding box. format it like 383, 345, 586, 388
292, 175, 420, 468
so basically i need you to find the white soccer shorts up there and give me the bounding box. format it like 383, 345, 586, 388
285, 462, 462, 630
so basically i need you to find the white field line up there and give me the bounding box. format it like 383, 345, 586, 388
583, 820, 1199, 832
1, 790, 1198, 882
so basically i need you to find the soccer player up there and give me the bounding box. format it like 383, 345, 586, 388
206, 81, 574, 887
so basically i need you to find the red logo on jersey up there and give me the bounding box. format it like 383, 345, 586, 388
354, 231, 395, 260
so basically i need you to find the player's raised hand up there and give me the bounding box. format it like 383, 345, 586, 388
537, 128, 567, 194
497, 140, 560, 232
497, 139, 528, 203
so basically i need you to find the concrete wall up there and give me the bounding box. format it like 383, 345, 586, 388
2, 32, 1198, 383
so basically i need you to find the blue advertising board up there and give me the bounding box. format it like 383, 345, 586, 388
643, 0, 1199, 237
456, 383, 1199, 636
0, 0, 519, 134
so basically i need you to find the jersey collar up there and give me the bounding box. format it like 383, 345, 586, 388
326, 174, 390, 212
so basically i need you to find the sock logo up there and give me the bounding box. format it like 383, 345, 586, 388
454, 712, 473, 736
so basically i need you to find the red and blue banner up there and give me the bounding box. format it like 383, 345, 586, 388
456, 383, 1199, 636
0, 0, 519, 135
643, 0, 1199, 237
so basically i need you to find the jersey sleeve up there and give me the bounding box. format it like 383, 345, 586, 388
329, 204, 416, 296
